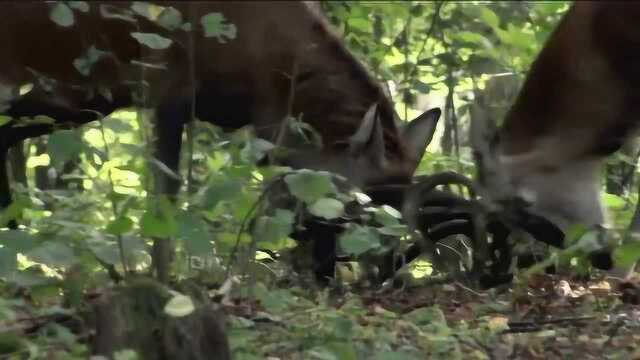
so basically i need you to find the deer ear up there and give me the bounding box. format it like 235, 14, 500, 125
402, 107, 441, 163
349, 103, 386, 163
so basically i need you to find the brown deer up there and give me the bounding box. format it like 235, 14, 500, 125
0, 2, 440, 281
473, 1, 640, 279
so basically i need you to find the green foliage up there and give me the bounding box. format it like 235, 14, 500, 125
4, 2, 640, 358
284, 170, 337, 204
253, 209, 295, 251
47, 130, 85, 170
200, 13, 237, 42
309, 198, 345, 220
49, 2, 75, 27
130, 32, 173, 50
339, 225, 381, 257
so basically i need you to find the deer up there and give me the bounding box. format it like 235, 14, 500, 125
472, 1, 640, 282
0, 2, 441, 283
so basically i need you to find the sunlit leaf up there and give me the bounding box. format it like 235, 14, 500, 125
106, 216, 134, 236
479, 7, 500, 30
25, 242, 78, 268
309, 198, 344, 220
613, 240, 640, 268
164, 294, 195, 317
0, 116, 11, 127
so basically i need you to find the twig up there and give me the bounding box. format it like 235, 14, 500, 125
223, 174, 286, 279
408, 1, 444, 80
503, 315, 597, 334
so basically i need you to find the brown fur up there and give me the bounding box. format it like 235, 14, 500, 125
500, 1, 640, 165
0, 1, 440, 206
0, 2, 408, 161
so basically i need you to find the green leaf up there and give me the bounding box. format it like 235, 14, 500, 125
140, 198, 178, 238
120, 236, 146, 260
202, 175, 243, 209
68, 1, 90, 13
103, 118, 134, 133
240, 138, 275, 163
114, 350, 139, 360
374, 352, 414, 360
309, 198, 344, 220
284, 170, 337, 204
479, 7, 500, 30
9, 268, 52, 287
25, 242, 77, 268
613, 240, 640, 268
374, 205, 402, 227
326, 315, 353, 339
378, 224, 408, 236
0, 247, 17, 278
0, 230, 40, 253
406, 305, 447, 326
0, 116, 11, 127
47, 130, 85, 170
200, 13, 237, 43
338, 225, 381, 257
157, 7, 183, 31
413, 80, 431, 93
176, 212, 212, 256
347, 17, 370, 31
100, 4, 136, 22
88, 241, 119, 265
454, 31, 493, 49
257, 287, 297, 313
164, 294, 195, 317
603, 193, 626, 210
50, 2, 75, 27
130, 32, 173, 50
352, 191, 371, 205
106, 216, 134, 236
130, 1, 156, 20
504, 24, 536, 51
254, 209, 295, 251
323, 342, 357, 360
73, 46, 110, 76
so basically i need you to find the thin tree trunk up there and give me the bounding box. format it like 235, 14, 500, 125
0, 145, 17, 229
440, 72, 455, 155
8, 141, 27, 188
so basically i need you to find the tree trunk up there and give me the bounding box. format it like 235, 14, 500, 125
8, 141, 27, 187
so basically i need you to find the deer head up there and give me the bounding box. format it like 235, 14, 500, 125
268, 104, 441, 189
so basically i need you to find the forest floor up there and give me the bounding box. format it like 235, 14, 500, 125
1, 270, 639, 359
225, 272, 640, 360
